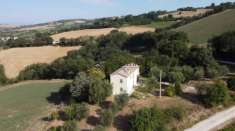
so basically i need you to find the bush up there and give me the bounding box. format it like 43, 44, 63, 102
165, 85, 175, 97
114, 94, 129, 111
199, 81, 230, 106
64, 103, 88, 120
227, 77, 235, 91
100, 109, 114, 126
129, 106, 167, 131
175, 83, 183, 96
48, 120, 79, 131
164, 106, 185, 121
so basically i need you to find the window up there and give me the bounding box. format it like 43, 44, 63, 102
120, 79, 123, 83
120, 87, 123, 92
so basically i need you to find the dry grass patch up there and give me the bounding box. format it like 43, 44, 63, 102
0, 46, 81, 78
51, 26, 155, 41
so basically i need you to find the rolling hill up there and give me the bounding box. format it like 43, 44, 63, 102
175, 9, 235, 44
0, 46, 81, 78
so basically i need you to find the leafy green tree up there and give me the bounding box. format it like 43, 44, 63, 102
89, 78, 112, 104
210, 31, 235, 62
70, 72, 91, 102
88, 67, 106, 80
167, 71, 185, 83
199, 81, 230, 106
0, 65, 7, 85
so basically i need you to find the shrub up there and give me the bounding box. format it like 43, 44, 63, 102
50, 112, 60, 120
164, 106, 185, 121
129, 106, 167, 131
175, 83, 183, 96
227, 77, 235, 91
114, 94, 129, 111
93, 125, 106, 131
199, 81, 230, 106
100, 109, 114, 126
165, 85, 175, 97
48, 120, 79, 131
64, 103, 88, 120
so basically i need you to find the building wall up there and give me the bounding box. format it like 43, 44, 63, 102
110, 68, 139, 95
110, 75, 128, 95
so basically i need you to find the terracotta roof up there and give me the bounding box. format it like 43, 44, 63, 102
111, 63, 139, 77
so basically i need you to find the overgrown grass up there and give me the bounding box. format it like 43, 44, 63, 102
0, 81, 68, 131
175, 9, 235, 44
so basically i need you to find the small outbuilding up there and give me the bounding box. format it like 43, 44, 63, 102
110, 63, 140, 95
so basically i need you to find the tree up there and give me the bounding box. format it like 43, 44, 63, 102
210, 31, 235, 62
70, 72, 112, 104
89, 78, 112, 104
167, 71, 185, 83
129, 106, 167, 131
88, 67, 105, 80
0, 65, 7, 85
100, 109, 114, 126
199, 81, 230, 106
70, 72, 91, 102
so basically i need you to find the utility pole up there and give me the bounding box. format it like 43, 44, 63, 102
159, 70, 162, 98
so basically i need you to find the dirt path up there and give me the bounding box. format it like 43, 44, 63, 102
185, 106, 235, 131
0, 79, 71, 92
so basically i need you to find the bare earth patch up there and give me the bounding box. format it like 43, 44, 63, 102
0, 46, 81, 78
51, 26, 155, 41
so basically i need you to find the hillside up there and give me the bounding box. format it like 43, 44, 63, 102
175, 9, 235, 44
51, 26, 155, 41
0, 46, 81, 78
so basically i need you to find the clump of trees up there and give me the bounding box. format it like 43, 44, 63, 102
5, 32, 53, 48
198, 81, 230, 107
210, 31, 235, 62
69, 72, 112, 104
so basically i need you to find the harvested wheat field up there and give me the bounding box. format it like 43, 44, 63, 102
51, 26, 155, 41
0, 46, 81, 78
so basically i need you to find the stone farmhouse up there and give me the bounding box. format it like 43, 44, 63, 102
110, 63, 140, 95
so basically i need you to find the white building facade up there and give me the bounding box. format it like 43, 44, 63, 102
110, 63, 140, 95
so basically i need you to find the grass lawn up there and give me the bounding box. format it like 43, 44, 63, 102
0, 80, 69, 131
146, 21, 176, 29
175, 9, 235, 44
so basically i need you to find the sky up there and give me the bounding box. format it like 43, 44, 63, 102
0, 0, 235, 25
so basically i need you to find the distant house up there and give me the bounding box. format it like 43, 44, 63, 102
0, 36, 18, 42
110, 63, 140, 95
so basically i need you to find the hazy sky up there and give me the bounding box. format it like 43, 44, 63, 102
1, 0, 235, 25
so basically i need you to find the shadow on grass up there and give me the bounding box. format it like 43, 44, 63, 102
86, 116, 100, 126
113, 114, 132, 131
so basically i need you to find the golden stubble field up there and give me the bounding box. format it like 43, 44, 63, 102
51, 26, 155, 41
0, 46, 81, 78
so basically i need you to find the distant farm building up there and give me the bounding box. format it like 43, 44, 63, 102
110, 63, 140, 95
0, 36, 18, 41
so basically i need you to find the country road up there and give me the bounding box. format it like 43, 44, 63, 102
185, 106, 235, 131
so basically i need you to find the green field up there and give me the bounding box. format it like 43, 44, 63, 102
146, 21, 176, 29
0, 80, 69, 131
175, 9, 235, 44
